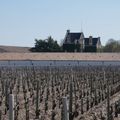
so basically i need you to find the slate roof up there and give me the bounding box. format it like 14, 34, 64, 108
66, 33, 82, 43
64, 31, 101, 49
85, 38, 99, 46
92, 38, 99, 45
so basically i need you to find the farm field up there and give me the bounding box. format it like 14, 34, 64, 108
0, 61, 120, 120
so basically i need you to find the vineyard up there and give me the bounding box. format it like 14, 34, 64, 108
0, 62, 120, 120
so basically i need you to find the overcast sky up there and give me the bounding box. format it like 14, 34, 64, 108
0, 0, 120, 47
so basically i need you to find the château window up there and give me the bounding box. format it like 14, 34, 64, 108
75, 39, 78, 44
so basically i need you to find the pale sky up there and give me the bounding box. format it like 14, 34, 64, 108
0, 0, 120, 47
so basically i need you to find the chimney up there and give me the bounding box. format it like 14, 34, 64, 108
98, 37, 100, 40
89, 36, 92, 39
67, 29, 70, 33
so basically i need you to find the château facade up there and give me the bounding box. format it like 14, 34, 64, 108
63, 30, 101, 52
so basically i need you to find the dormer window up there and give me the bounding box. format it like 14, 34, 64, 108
89, 36, 92, 45
66, 35, 70, 43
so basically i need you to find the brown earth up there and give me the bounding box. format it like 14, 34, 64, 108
0, 45, 31, 53
0, 53, 119, 61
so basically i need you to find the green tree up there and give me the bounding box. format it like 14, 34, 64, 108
31, 36, 62, 52
103, 39, 120, 52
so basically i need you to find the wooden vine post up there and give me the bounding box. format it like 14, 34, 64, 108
9, 94, 14, 120
36, 80, 40, 118
69, 71, 73, 120
63, 97, 69, 120
0, 109, 2, 120
104, 70, 110, 120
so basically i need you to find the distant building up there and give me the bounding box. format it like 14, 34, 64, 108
63, 30, 101, 52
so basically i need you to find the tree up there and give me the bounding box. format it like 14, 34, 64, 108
30, 36, 62, 52
103, 39, 120, 52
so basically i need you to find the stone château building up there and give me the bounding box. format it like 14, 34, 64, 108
63, 30, 101, 52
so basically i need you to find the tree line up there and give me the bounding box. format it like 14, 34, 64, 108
102, 39, 120, 52
30, 36, 120, 52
